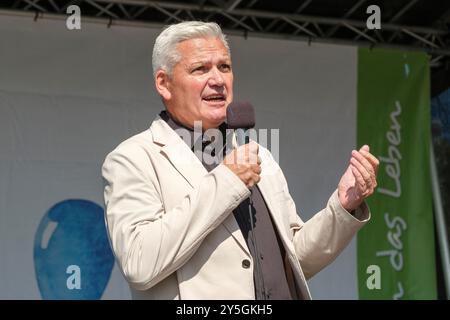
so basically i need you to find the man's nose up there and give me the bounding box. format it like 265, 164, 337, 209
208, 67, 224, 87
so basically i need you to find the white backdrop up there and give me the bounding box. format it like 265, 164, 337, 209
0, 15, 357, 299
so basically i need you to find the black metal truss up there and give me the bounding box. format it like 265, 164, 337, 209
1, 0, 450, 67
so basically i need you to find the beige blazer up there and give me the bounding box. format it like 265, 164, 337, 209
102, 116, 370, 300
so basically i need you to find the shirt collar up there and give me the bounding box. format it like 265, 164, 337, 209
159, 110, 228, 150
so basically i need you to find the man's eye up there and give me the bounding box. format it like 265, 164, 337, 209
220, 64, 231, 71
192, 66, 206, 73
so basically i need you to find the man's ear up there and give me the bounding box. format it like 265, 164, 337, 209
155, 70, 172, 101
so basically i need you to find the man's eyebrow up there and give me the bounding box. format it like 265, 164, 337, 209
189, 60, 209, 66
189, 56, 231, 65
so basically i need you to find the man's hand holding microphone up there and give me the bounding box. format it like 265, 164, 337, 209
223, 141, 261, 188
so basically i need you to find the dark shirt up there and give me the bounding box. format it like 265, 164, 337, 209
160, 110, 292, 300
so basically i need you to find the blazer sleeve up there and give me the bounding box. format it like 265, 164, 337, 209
102, 142, 250, 291
293, 189, 370, 279
264, 150, 371, 280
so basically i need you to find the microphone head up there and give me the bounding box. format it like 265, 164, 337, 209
226, 101, 256, 129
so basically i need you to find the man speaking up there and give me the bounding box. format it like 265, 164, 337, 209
102, 21, 379, 300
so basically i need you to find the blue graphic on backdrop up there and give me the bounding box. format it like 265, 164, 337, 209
34, 199, 114, 299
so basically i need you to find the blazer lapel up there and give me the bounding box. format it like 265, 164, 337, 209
222, 214, 251, 257
150, 117, 207, 188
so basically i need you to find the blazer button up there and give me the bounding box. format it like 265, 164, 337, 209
242, 259, 251, 269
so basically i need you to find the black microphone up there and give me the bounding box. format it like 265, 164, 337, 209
226, 101, 255, 145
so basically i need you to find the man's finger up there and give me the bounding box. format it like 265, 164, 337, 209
248, 150, 259, 165
352, 150, 375, 177
248, 141, 259, 154
254, 173, 261, 184
351, 157, 377, 193
359, 144, 370, 153
350, 157, 373, 188
247, 173, 260, 187
351, 165, 366, 192
253, 165, 262, 175
246, 142, 258, 164
360, 150, 380, 175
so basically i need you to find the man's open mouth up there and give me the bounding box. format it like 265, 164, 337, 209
202, 94, 226, 102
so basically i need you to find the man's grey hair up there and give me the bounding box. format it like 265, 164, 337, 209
152, 21, 230, 77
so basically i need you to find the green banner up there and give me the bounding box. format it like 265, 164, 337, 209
357, 48, 437, 299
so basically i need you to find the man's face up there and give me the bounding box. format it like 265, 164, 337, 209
162, 37, 233, 130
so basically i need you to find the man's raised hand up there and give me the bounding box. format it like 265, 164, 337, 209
338, 145, 379, 212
